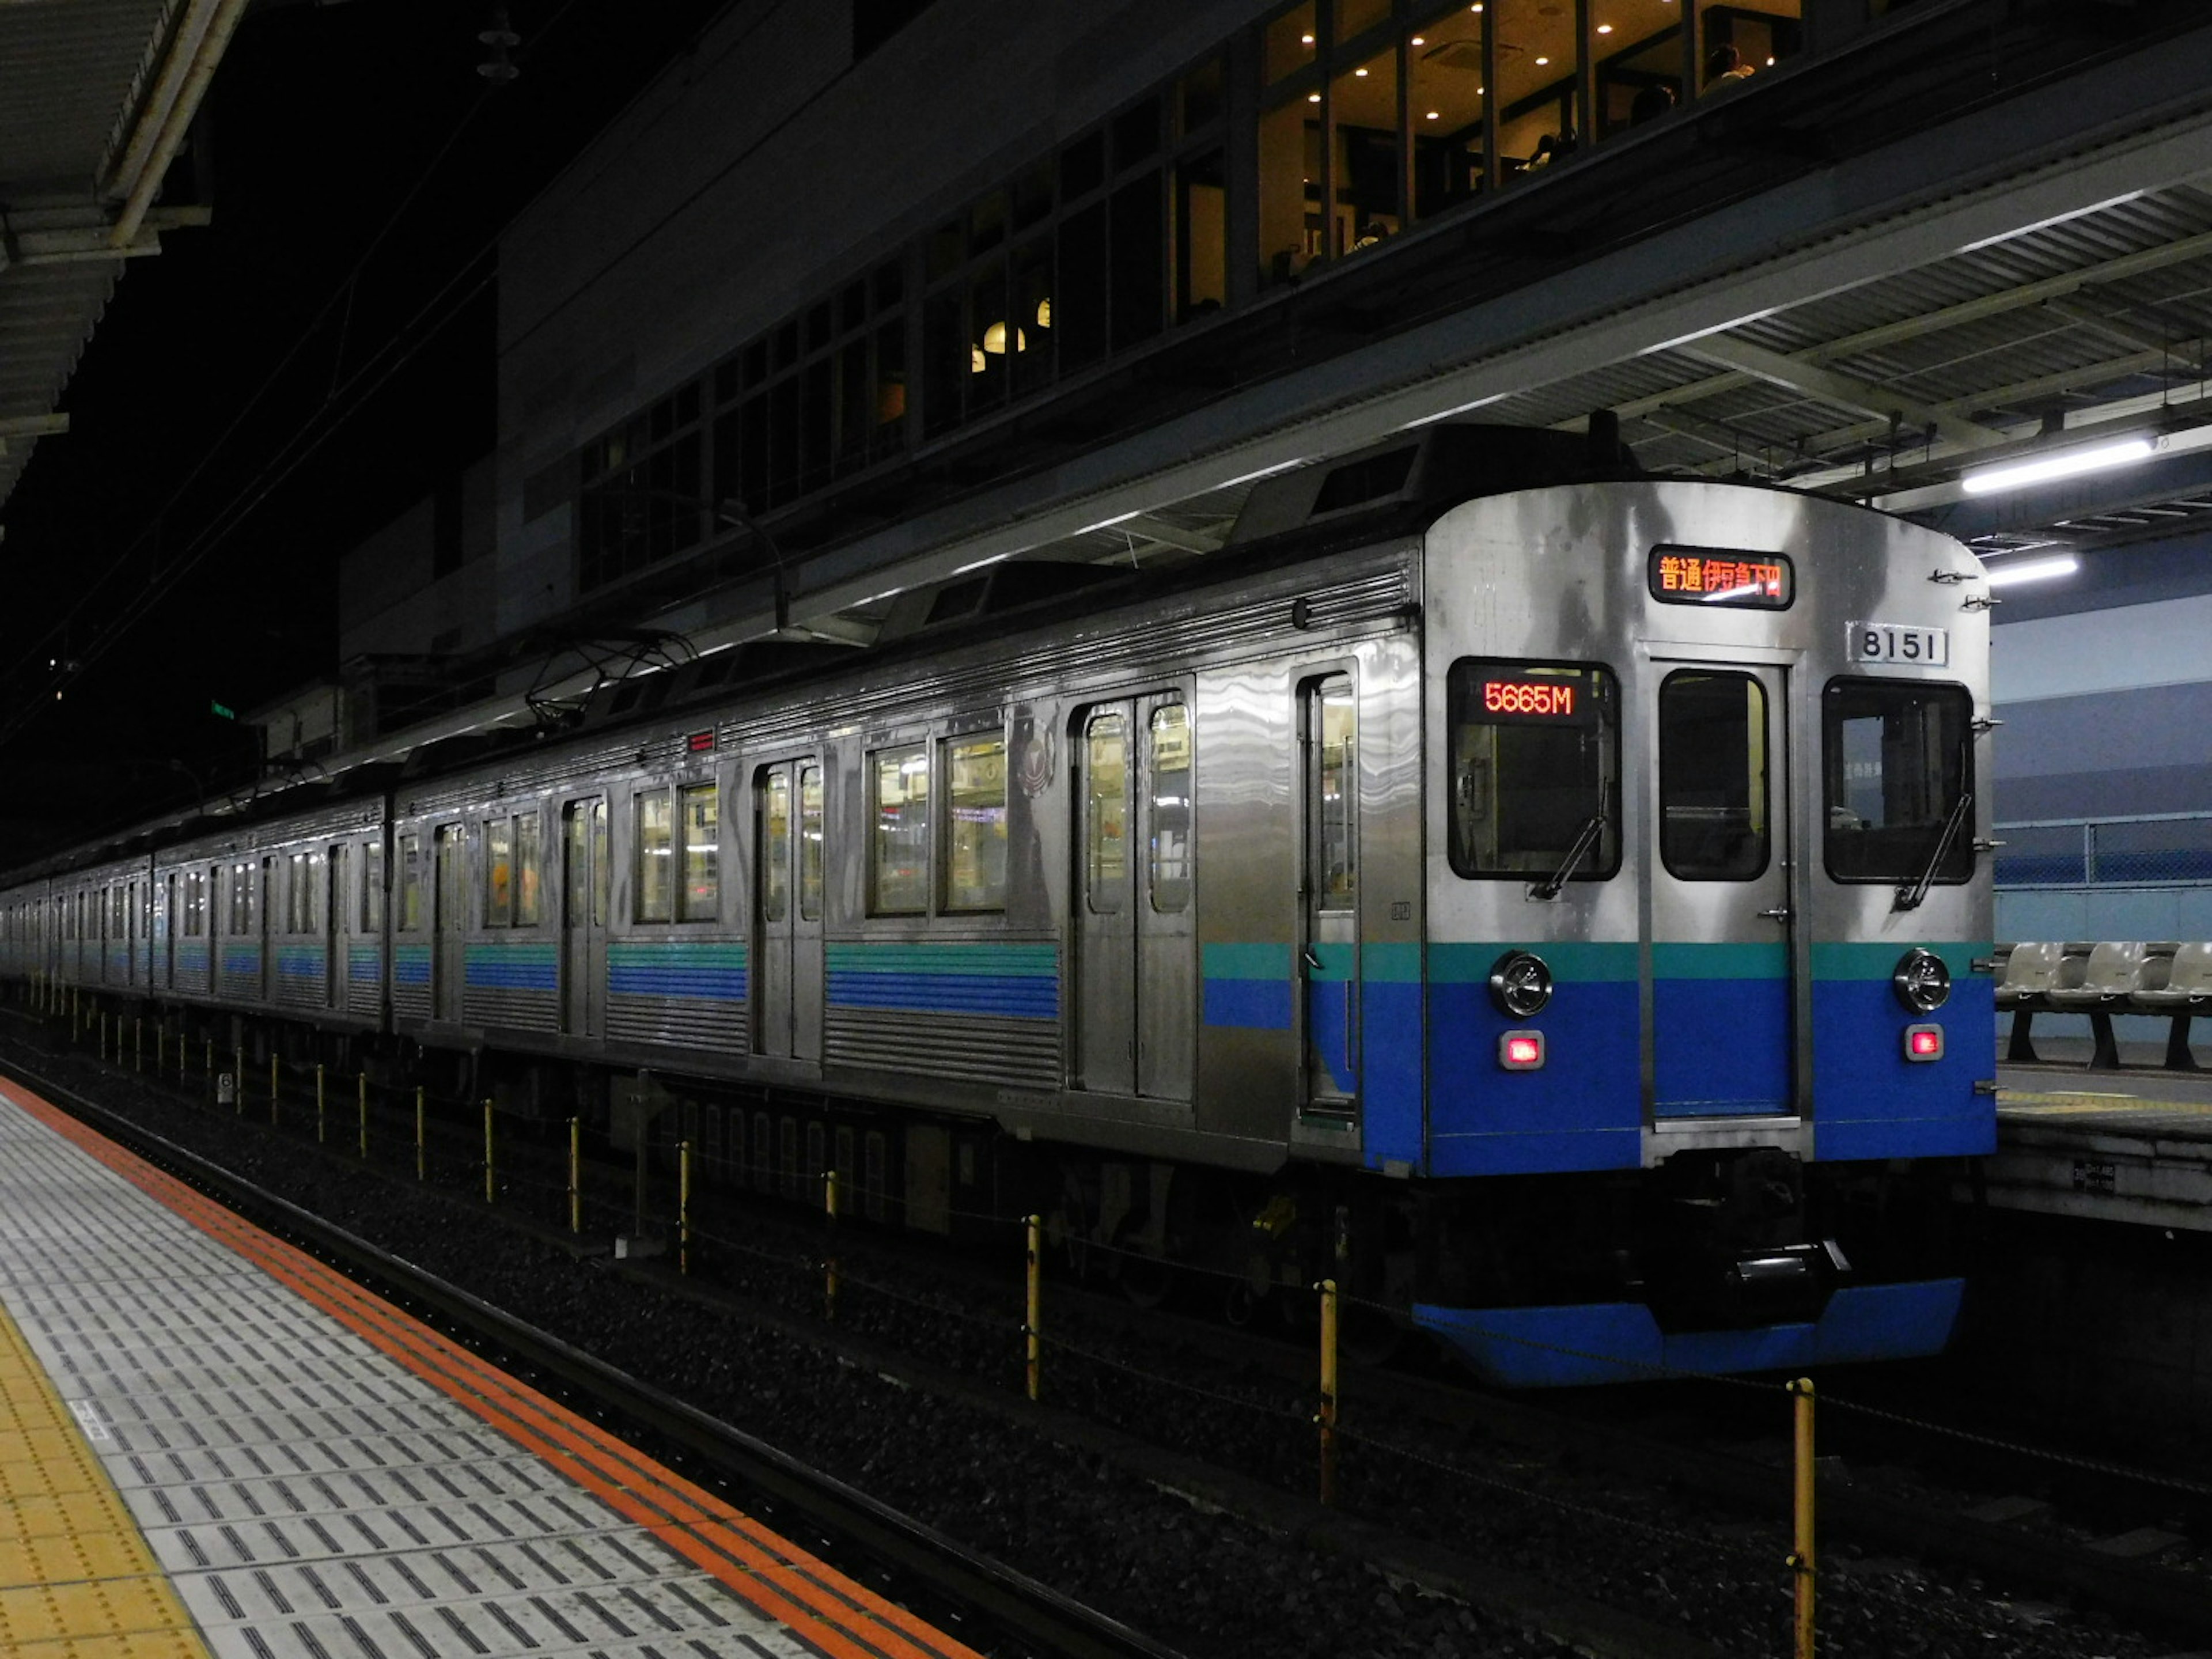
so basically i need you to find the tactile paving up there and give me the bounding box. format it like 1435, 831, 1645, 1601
0, 1084, 982, 1659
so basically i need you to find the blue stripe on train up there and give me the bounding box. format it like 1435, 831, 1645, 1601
609, 967, 747, 998
826, 972, 1055, 1018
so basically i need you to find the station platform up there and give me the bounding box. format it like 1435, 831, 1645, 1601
0, 1079, 981, 1659
1988, 1044, 2212, 1232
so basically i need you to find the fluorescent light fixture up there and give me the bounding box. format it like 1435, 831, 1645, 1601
953, 552, 1011, 575
1077, 507, 1145, 535
1961, 437, 2155, 496
1978, 554, 2079, 588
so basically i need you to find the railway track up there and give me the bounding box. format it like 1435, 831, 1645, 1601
0, 1039, 1188, 1659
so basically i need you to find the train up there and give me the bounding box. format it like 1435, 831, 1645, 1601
0, 421, 1997, 1385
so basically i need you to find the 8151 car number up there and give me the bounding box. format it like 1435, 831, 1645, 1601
1847, 621, 1949, 665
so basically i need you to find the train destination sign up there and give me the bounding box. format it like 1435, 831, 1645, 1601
1649, 546, 1794, 609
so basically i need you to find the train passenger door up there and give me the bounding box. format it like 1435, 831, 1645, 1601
1646, 661, 1797, 1119
753, 761, 824, 1062
433, 824, 465, 1023
560, 798, 608, 1038
1301, 676, 1359, 1116
1072, 696, 1194, 1101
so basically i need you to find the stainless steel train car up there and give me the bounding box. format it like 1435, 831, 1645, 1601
2, 423, 1997, 1384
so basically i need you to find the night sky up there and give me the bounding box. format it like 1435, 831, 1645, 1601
1, 0, 731, 866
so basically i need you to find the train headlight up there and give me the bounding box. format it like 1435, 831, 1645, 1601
1892, 948, 1951, 1013
1487, 949, 1554, 1019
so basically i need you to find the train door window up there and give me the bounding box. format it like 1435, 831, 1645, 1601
1446, 660, 1621, 880
514, 812, 542, 925
486, 818, 514, 926
1149, 705, 1192, 912
635, 789, 674, 922
1312, 680, 1357, 911
363, 841, 385, 932
679, 782, 719, 921
798, 764, 824, 921
870, 745, 930, 915
1084, 711, 1129, 912
591, 800, 610, 926
308, 851, 327, 933
1658, 671, 1770, 881
942, 732, 1007, 912
184, 869, 204, 936
1821, 679, 1974, 885
334, 846, 351, 934
762, 770, 791, 923
399, 834, 424, 930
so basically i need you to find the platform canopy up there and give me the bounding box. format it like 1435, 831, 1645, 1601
0, 0, 243, 518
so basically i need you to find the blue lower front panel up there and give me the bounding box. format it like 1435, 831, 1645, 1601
1413, 1278, 1965, 1387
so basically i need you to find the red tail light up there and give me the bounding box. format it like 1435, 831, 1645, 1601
1499, 1031, 1546, 1071
1904, 1024, 1944, 1062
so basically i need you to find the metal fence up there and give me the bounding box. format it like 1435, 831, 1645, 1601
1994, 812, 2212, 889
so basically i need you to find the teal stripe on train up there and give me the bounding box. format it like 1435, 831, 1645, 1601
609, 939, 746, 999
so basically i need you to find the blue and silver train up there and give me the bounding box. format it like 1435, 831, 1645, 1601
0, 422, 1995, 1384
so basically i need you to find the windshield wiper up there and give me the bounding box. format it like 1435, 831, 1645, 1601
1531, 813, 1607, 902
1893, 789, 1974, 912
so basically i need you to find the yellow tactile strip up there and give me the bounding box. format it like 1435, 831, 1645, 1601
0, 1298, 210, 1659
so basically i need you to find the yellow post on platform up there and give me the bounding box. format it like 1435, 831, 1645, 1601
316, 1064, 327, 1143
1025, 1214, 1042, 1403
1317, 1278, 1340, 1508
483, 1099, 495, 1205
1789, 1377, 1816, 1659
824, 1168, 840, 1319
569, 1117, 581, 1234
679, 1141, 694, 1275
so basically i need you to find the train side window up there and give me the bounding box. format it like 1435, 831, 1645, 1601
1822, 678, 1973, 885
515, 813, 541, 925
942, 733, 1007, 912
636, 789, 675, 922
799, 764, 824, 921
679, 783, 719, 921
486, 819, 514, 926
363, 842, 385, 932
400, 834, 424, 930
870, 745, 930, 915
1446, 660, 1620, 880
1084, 711, 1128, 913
184, 869, 204, 936
1149, 704, 1192, 913
1658, 670, 1770, 881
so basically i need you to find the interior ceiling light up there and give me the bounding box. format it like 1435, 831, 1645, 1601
1978, 554, 2080, 588
1961, 436, 2156, 496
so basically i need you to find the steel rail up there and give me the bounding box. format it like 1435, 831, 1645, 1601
0, 1051, 1185, 1659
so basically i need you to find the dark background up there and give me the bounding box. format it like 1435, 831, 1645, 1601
0, 0, 734, 865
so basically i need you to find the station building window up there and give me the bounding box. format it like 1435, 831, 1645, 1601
577, 385, 704, 595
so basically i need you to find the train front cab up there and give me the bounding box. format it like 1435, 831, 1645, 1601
1409, 482, 1996, 1386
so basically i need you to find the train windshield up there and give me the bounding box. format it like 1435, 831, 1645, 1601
1821, 678, 1974, 884
1447, 660, 1620, 881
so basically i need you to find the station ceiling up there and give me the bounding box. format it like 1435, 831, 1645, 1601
0, 0, 240, 519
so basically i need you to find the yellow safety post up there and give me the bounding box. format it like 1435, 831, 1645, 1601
483, 1099, 496, 1205
1789, 1377, 1816, 1659
316, 1064, 327, 1143
1025, 1214, 1042, 1403
270, 1054, 280, 1126
679, 1141, 694, 1274
569, 1117, 582, 1234
1317, 1278, 1340, 1508
414, 1084, 425, 1179
824, 1167, 840, 1319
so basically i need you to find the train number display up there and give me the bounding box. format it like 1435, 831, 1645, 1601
1848, 621, 1950, 665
